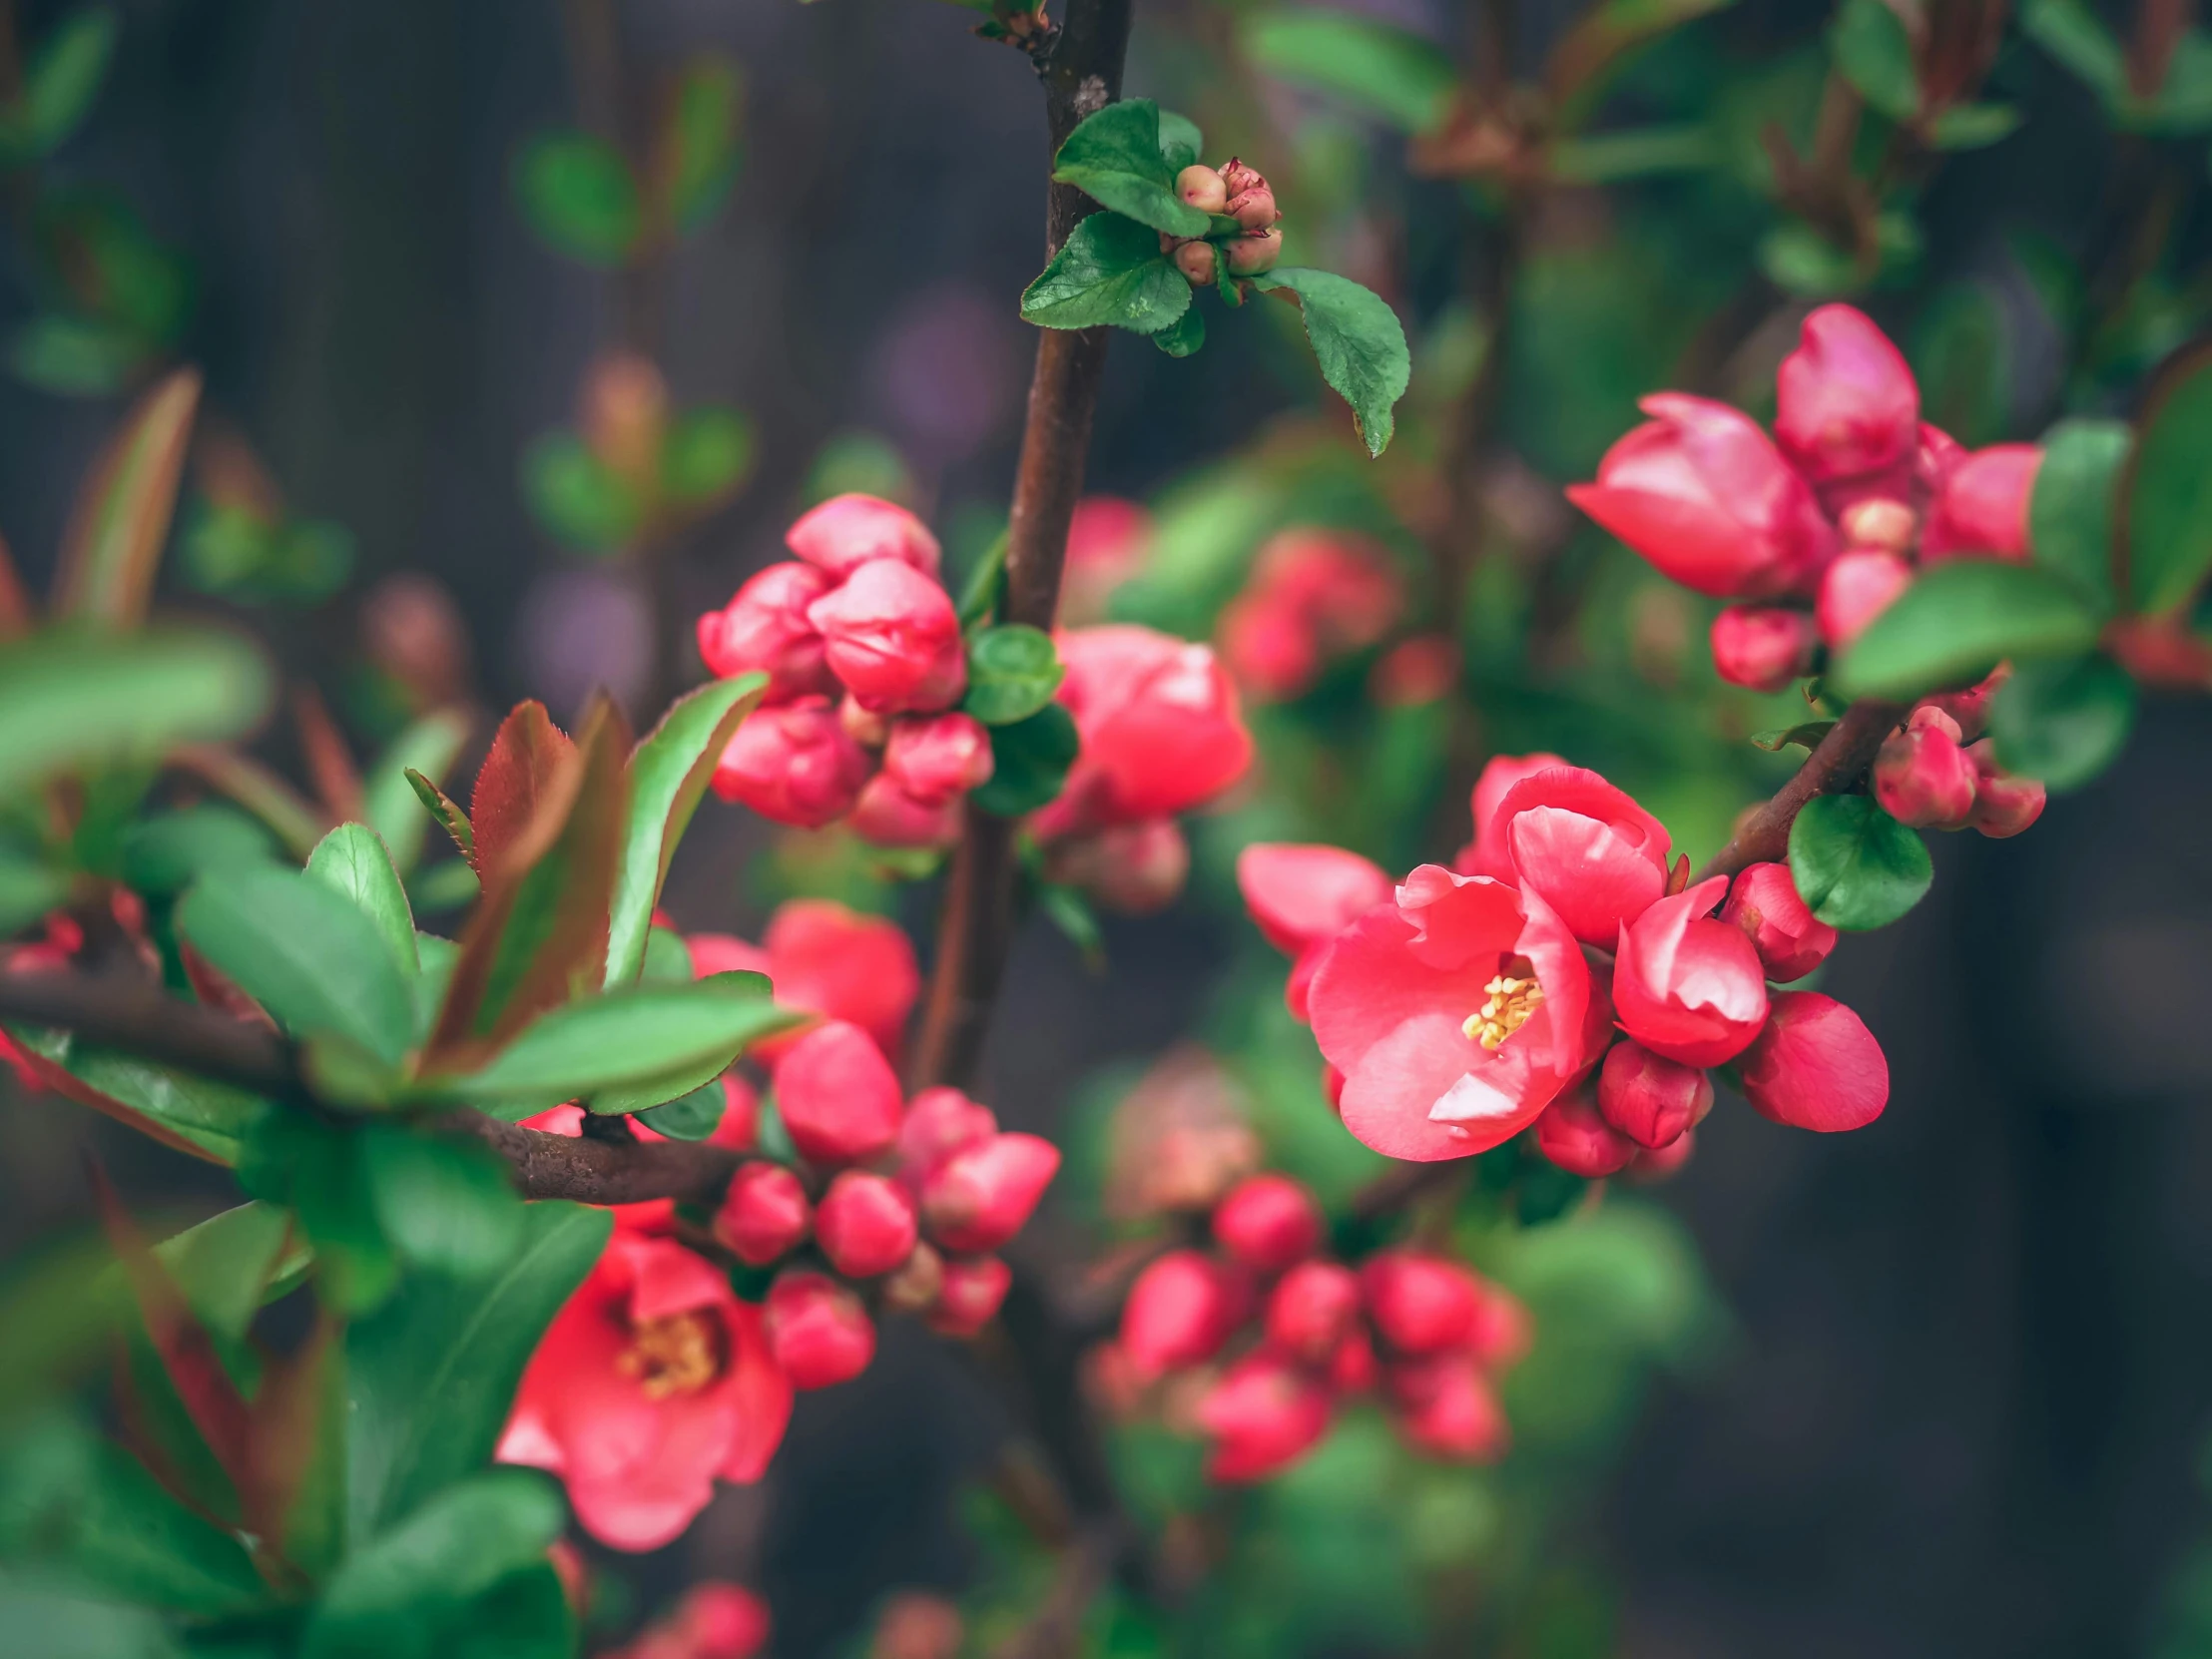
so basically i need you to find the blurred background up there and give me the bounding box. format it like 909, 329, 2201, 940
1, 0, 2210, 1655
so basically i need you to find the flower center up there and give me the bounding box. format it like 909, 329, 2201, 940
617, 1311, 725, 1399
1463, 955, 1543, 1051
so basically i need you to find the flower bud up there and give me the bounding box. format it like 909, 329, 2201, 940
1738, 990, 1889, 1132
1228, 187, 1279, 232
1920, 442, 2040, 562
1921, 667, 2004, 741
1613, 875, 1770, 1066
713, 1162, 811, 1267
882, 712, 993, 804
1873, 705, 1977, 829
1329, 1330, 1379, 1393
765, 1270, 876, 1389
787, 492, 941, 581
880, 1241, 945, 1314
1211, 1173, 1323, 1274
1264, 1261, 1360, 1363
1596, 1041, 1712, 1150
927, 1254, 1012, 1336
848, 774, 961, 849
1220, 157, 1267, 197
698, 562, 837, 702
1466, 1281, 1532, 1372
669, 1582, 772, 1659
1817, 549, 1913, 650
1627, 1129, 1696, 1182
808, 559, 967, 715
1198, 1355, 1333, 1483
1121, 1249, 1247, 1378
816, 1171, 919, 1278
1173, 239, 1217, 286
1176, 164, 1228, 213
1224, 229, 1283, 276
1839, 497, 1917, 553
1534, 1089, 1638, 1176
1043, 819, 1191, 915
1709, 605, 1819, 693
1774, 303, 1921, 485
920, 1132, 1061, 1253
712, 698, 872, 829
1963, 739, 2046, 837
897, 1086, 998, 1176
1719, 860, 1836, 982
1359, 1252, 1478, 1357
1386, 1356, 1507, 1462
773, 1018, 904, 1166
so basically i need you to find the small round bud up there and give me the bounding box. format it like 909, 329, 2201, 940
1533, 1089, 1637, 1178
816, 1170, 919, 1279
1176, 164, 1228, 214
1211, 1173, 1323, 1274
1224, 229, 1283, 276
1596, 1040, 1713, 1150
1963, 739, 2047, 837
1173, 239, 1217, 286
1264, 1261, 1360, 1363
1229, 187, 1279, 232
1873, 708, 1977, 829
1839, 497, 1918, 554
1359, 1252, 1480, 1357
1709, 605, 1819, 693
1720, 860, 1836, 982
927, 1255, 1013, 1336
713, 1162, 811, 1267
765, 1270, 876, 1389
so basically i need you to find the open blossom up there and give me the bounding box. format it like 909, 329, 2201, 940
711, 698, 870, 829
696, 563, 835, 703
688, 897, 918, 1063
1455, 752, 1569, 878
1306, 866, 1598, 1161
1487, 765, 1675, 947
1236, 841, 1393, 1019
1612, 875, 1769, 1067
786, 492, 941, 581
1719, 861, 1836, 982
499, 1232, 792, 1550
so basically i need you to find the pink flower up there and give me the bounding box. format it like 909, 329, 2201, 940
1920, 443, 2041, 562
1566, 394, 1836, 598
606, 1582, 772, 1659
498, 1232, 792, 1550
1199, 1355, 1333, 1482
696, 563, 837, 704
1039, 625, 1254, 832
927, 1256, 1013, 1337
1719, 861, 1836, 982
1360, 1252, 1481, 1355
917, 1132, 1061, 1253
1773, 303, 1921, 485
1612, 875, 1770, 1067
1121, 1249, 1247, 1378
1738, 990, 1889, 1132
1455, 752, 1569, 878
1217, 530, 1403, 702
1964, 739, 2046, 837
1042, 819, 1191, 915
1216, 588, 1317, 702
712, 1163, 811, 1267
711, 698, 871, 829
1816, 550, 1913, 650
772, 1019, 904, 1166
1264, 1261, 1361, 1363
692, 899, 919, 1064
1488, 765, 1675, 947
1595, 1041, 1712, 1150
1236, 841, 1392, 1020
807, 559, 966, 715
1211, 1174, 1323, 1273
1709, 605, 1820, 693
881, 713, 993, 804
897, 1085, 999, 1174
786, 492, 940, 581
764, 1270, 876, 1389
1532, 1088, 1637, 1176
1307, 867, 1598, 1161
1873, 706, 1977, 829
1060, 496, 1153, 624
815, 1171, 919, 1279
1386, 1355, 1507, 1461
848, 773, 961, 849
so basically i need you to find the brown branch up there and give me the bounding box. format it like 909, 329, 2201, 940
1694, 699, 1904, 883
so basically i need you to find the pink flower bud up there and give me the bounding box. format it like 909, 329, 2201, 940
1921, 667, 2005, 741
1873, 706, 1977, 829
1220, 158, 1267, 197
927, 1255, 1012, 1336
713, 1163, 811, 1267
1121, 1249, 1247, 1378
787, 492, 941, 581
1042, 819, 1191, 915
1198, 1355, 1333, 1482
1264, 1261, 1361, 1363
816, 1171, 919, 1278
848, 774, 961, 849
897, 1086, 998, 1176
1533, 1088, 1637, 1176
1218, 588, 1319, 700
1613, 875, 1770, 1067
1224, 229, 1282, 276
1177, 164, 1228, 213
1964, 739, 2046, 837
1920, 443, 2040, 562
765, 1270, 876, 1389
807, 559, 966, 715
1839, 497, 1918, 553
1228, 186, 1279, 232
772, 1019, 904, 1166
920, 1132, 1061, 1253
882, 713, 993, 804
1596, 1041, 1713, 1150
1465, 1281, 1531, 1372
1774, 303, 1921, 484
1359, 1252, 1478, 1357
712, 697, 871, 829
1719, 860, 1836, 982
675, 1583, 772, 1659
1709, 605, 1820, 693
1816, 549, 1913, 650
1627, 1129, 1696, 1182
698, 563, 837, 703
1173, 240, 1217, 285
1387, 1356, 1507, 1461
880, 1241, 945, 1314
1211, 1173, 1324, 1274
1738, 990, 1889, 1132
1330, 1330, 1379, 1393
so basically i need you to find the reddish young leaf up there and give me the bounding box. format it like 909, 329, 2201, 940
290, 683, 365, 825
468, 701, 577, 876
404, 767, 475, 862
51, 367, 204, 630
178, 938, 278, 1033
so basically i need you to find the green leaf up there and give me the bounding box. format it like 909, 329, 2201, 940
1250, 269, 1411, 458
1153, 304, 1206, 357
1788, 794, 1933, 930
962, 625, 1065, 726
22, 8, 120, 158
437, 974, 799, 1110
637, 1078, 729, 1140
515, 133, 640, 265
1989, 653, 2137, 791
52, 368, 201, 630
1242, 10, 1457, 133
606, 673, 768, 986
155, 1200, 307, 1341
661, 406, 754, 505
179, 863, 416, 1067
404, 768, 474, 863
409, 859, 479, 916
1050, 101, 1210, 238
121, 805, 276, 897
1037, 881, 1104, 965
412, 933, 458, 1046
343, 1203, 608, 1540
11, 1030, 266, 1164
1020, 213, 1192, 335
360, 1126, 525, 1280
2021, 0, 2125, 104
971, 703, 1080, 818
364, 710, 471, 875
1928, 102, 2021, 148
1832, 560, 2103, 702
307, 824, 420, 988
8, 313, 136, 395
1157, 109, 1204, 172
1750, 720, 1837, 752
2126, 347, 2212, 614
520, 432, 641, 553
641, 923, 694, 984
579, 969, 777, 1115
305, 1468, 565, 1659
2029, 417, 2129, 604
662, 55, 744, 232
954, 528, 1009, 629
1829, 0, 1920, 121
1548, 125, 1717, 183
0, 628, 271, 799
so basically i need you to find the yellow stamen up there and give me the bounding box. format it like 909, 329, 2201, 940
1462, 955, 1544, 1051
616, 1311, 724, 1399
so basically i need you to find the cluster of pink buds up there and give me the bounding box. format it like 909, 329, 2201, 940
603, 1582, 771, 1659
1870, 685, 2044, 836
1216, 527, 1405, 702
1099, 1173, 1528, 1480
698, 494, 987, 846
1568, 304, 2044, 683
1164, 157, 1284, 281
1239, 755, 1894, 1180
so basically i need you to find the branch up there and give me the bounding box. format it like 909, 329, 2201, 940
1694, 699, 1903, 883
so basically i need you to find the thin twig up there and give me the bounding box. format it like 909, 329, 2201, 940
1694, 699, 1903, 883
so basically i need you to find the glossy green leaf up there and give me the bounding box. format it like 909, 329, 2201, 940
307, 824, 420, 987
120, 805, 276, 897
1157, 109, 1204, 172
51, 367, 200, 629
954, 527, 1009, 629
971, 703, 1080, 817
1989, 653, 2137, 791
1020, 213, 1192, 335
343, 1203, 608, 1539
364, 710, 470, 875
637, 1078, 729, 1140
1829, 0, 1920, 120
1750, 720, 1837, 752
2127, 347, 2212, 614
2029, 417, 2129, 604
1051, 101, 1210, 238
360, 1126, 524, 1280
20, 8, 120, 158
1242, 10, 1456, 133
662, 55, 744, 232
1832, 560, 2103, 701
515, 133, 639, 265
641, 923, 694, 984
155, 1200, 307, 1341
662, 406, 754, 505
963, 625, 1065, 726
606, 674, 767, 986
1928, 102, 2021, 148
1153, 304, 1206, 357
1788, 794, 1933, 930
241, 1113, 398, 1316
1250, 269, 1411, 458
12, 1030, 265, 1164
